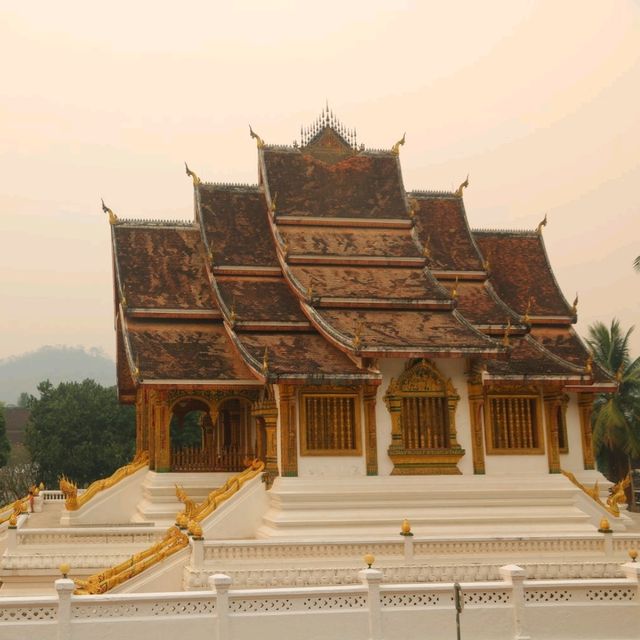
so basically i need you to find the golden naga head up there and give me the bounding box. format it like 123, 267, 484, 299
391, 132, 406, 155
455, 174, 469, 197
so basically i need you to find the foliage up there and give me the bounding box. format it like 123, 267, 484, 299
586, 320, 640, 482
0, 403, 11, 468
25, 379, 135, 487
0, 457, 38, 505
170, 411, 205, 449
635, 255, 640, 272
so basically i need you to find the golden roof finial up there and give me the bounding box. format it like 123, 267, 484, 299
536, 213, 548, 234
502, 318, 512, 347
184, 162, 201, 186
133, 353, 140, 379
249, 124, 265, 149
120, 284, 128, 310
352, 320, 363, 351
269, 192, 278, 214
281, 238, 289, 259
229, 298, 237, 326
482, 250, 491, 273
261, 347, 269, 374
207, 247, 214, 265
391, 132, 406, 155
523, 296, 533, 324
101, 198, 118, 225
455, 174, 469, 197
422, 235, 432, 260
571, 293, 578, 315
451, 277, 459, 300
306, 284, 314, 301
585, 354, 593, 375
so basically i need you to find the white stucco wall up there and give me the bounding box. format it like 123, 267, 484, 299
559, 392, 586, 473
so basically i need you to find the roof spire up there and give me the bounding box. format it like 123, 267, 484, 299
101, 198, 118, 225
391, 132, 406, 155
261, 347, 270, 374
249, 124, 265, 149
536, 213, 548, 234
571, 293, 578, 315
184, 162, 201, 186
455, 174, 469, 197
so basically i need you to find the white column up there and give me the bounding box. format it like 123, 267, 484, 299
55, 578, 75, 640
499, 564, 530, 640
359, 568, 383, 640
190, 536, 204, 571
210, 573, 232, 640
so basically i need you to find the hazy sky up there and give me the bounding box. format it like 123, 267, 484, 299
1, 1, 639, 361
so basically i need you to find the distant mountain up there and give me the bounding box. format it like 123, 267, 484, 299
0, 346, 116, 404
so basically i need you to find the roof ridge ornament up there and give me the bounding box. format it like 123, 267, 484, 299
184, 162, 201, 186
584, 353, 593, 376
299, 104, 359, 150
571, 293, 578, 316
101, 198, 118, 225
455, 174, 469, 197
391, 133, 406, 155
261, 347, 269, 375
536, 213, 548, 234
249, 124, 265, 149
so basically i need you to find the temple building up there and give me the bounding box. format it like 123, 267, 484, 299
109, 106, 615, 486
2, 109, 639, 636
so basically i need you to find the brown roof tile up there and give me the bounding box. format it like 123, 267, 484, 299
199, 186, 278, 267
236, 331, 371, 379
125, 318, 256, 381
412, 195, 484, 271
314, 308, 499, 353
262, 149, 408, 219
113, 226, 215, 310
455, 282, 517, 326
289, 265, 448, 301
280, 225, 421, 258
485, 336, 584, 378
473, 232, 573, 317
216, 277, 307, 323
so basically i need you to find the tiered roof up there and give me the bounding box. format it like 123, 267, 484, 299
110, 108, 615, 395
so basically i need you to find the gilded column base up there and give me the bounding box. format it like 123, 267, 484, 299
388, 446, 465, 475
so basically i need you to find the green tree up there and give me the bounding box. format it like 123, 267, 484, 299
586, 320, 640, 484
25, 379, 135, 487
0, 403, 11, 468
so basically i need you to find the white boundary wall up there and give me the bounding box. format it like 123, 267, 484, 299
1, 563, 639, 640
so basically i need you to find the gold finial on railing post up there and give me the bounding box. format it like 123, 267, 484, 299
59, 563, 70, 579
363, 553, 375, 569
629, 549, 638, 563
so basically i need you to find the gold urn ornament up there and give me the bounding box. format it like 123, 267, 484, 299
363, 553, 375, 569
59, 563, 70, 578
598, 517, 612, 533
400, 518, 413, 536
629, 549, 638, 563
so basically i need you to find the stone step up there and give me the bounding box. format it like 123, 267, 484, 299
256, 474, 597, 538
132, 470, 235, 526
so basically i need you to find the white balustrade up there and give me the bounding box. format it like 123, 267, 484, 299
0, 563, 638, 640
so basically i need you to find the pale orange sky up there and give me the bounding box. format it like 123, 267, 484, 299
1, 1, 639, 361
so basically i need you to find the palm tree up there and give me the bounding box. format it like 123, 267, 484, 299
635, 255, 640, 272
586, 320, 640, 490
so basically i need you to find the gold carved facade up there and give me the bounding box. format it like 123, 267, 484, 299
385, 359, 464, 475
